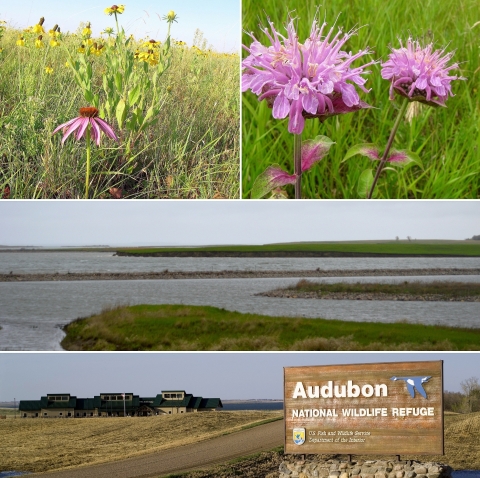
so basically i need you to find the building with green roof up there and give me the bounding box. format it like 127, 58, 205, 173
19, 391, 222, 418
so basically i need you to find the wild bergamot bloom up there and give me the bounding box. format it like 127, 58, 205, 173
104, 4, 125, 15
381, 37, 465, 107
242, 16, 375, 135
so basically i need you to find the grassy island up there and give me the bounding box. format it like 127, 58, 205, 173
61, 304, 480, 351
260, 280, 480, 302
114, 240, 480, 257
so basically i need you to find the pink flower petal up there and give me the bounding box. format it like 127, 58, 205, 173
273, 93, 290, 119
95, 117, 119, 142
88, 119, 101, 146
60, 118, 83, 145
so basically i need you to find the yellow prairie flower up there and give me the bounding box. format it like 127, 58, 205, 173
32, 24, 45, 34
82, 23, 92, 38
48, 25, 59, 37
90, 43, 104, 55
45, 66, 53, 74
142, 39, 160, 48
50, 39, 60, 47
16, 36, 25, 47
105, 4, 125, 15
166, 10, 177, 22
78, 44, 86, 53
32, 17, 45, 34
35, 36, 44, 48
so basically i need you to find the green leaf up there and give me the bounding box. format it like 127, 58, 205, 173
342, 143, 380, 162
128, 85, 141, 105
357, 169, 375, 199
116, 98, 126, 129
114, 72, 123, 91
84, 89, 94, 104
389, 149, 423, 168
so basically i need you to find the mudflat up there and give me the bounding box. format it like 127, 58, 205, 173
0, 268, 478, 282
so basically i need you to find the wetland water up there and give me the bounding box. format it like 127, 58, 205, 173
1, 275, 479, 351
1, 252, 479, 350
2, 251, 480, 273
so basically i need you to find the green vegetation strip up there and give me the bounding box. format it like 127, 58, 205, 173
61, 304, 480, 351
116, 241, 480, 256
284, 280, 480, 299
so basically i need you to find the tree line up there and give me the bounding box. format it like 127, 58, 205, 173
444, 377, 480, 413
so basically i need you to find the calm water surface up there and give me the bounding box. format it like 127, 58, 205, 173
1, 251, 480, 274
0, 275, 479, 350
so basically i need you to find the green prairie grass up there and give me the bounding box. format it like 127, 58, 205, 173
117, 240, 480, 256
242, 0, 480, 198
0, 26, 239, 198
60, 304, 480, 351
290, 279, 480, 298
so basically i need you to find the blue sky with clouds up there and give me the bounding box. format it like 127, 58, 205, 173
1, 0, 240, 52
0, 352, 477, 401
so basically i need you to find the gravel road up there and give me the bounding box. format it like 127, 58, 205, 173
37, 419, 284, 478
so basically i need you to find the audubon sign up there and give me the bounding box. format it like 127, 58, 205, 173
284, 361, 443, 455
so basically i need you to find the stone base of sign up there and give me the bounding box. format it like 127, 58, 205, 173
270, 457, 452, 478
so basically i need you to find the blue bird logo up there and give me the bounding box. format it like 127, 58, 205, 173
390, 376, 431, 398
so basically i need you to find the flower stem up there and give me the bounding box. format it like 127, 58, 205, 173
294, 133, 302, 199
367, 99, 409, 199
85, 126, 91, 199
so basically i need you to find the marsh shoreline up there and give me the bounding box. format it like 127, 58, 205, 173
1, 268, 479, 282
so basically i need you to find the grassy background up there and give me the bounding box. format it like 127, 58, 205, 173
0, 411, 281, 473
116, 240, 480, 256
0, 27, 239, 198
61, 304, 480, 351
242, 0, 480, 198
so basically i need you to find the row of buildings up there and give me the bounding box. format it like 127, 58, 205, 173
19, 390, 223, 418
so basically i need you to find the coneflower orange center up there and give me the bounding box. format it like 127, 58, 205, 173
79, 107, 99, 118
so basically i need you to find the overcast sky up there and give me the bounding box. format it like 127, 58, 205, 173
0, 352, 477, 401
0, 201, 478, 247
1, 0, 239, 52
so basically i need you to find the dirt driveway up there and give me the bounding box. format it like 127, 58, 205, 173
37, 419, 284, 478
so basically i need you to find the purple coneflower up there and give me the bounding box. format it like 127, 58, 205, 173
53, 107, 118, 146
53, 107, 118, 199
242, 17, 375, 135
243, 15, 375, 198
381, 38, 465, 107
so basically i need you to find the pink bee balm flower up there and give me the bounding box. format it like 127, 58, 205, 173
381, 38, 466, 106
53, 107, 118, 145
242, 16, 375, 134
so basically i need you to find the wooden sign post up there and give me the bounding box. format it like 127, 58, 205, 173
284, 361, 443, 455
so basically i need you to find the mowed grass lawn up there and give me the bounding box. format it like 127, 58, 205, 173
242, 0, 480, 198
0, 411, 281, 473
61, 304, 480, 351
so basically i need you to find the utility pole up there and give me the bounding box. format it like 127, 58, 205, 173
14, 397, 16, 419
122, 393, 126, 417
